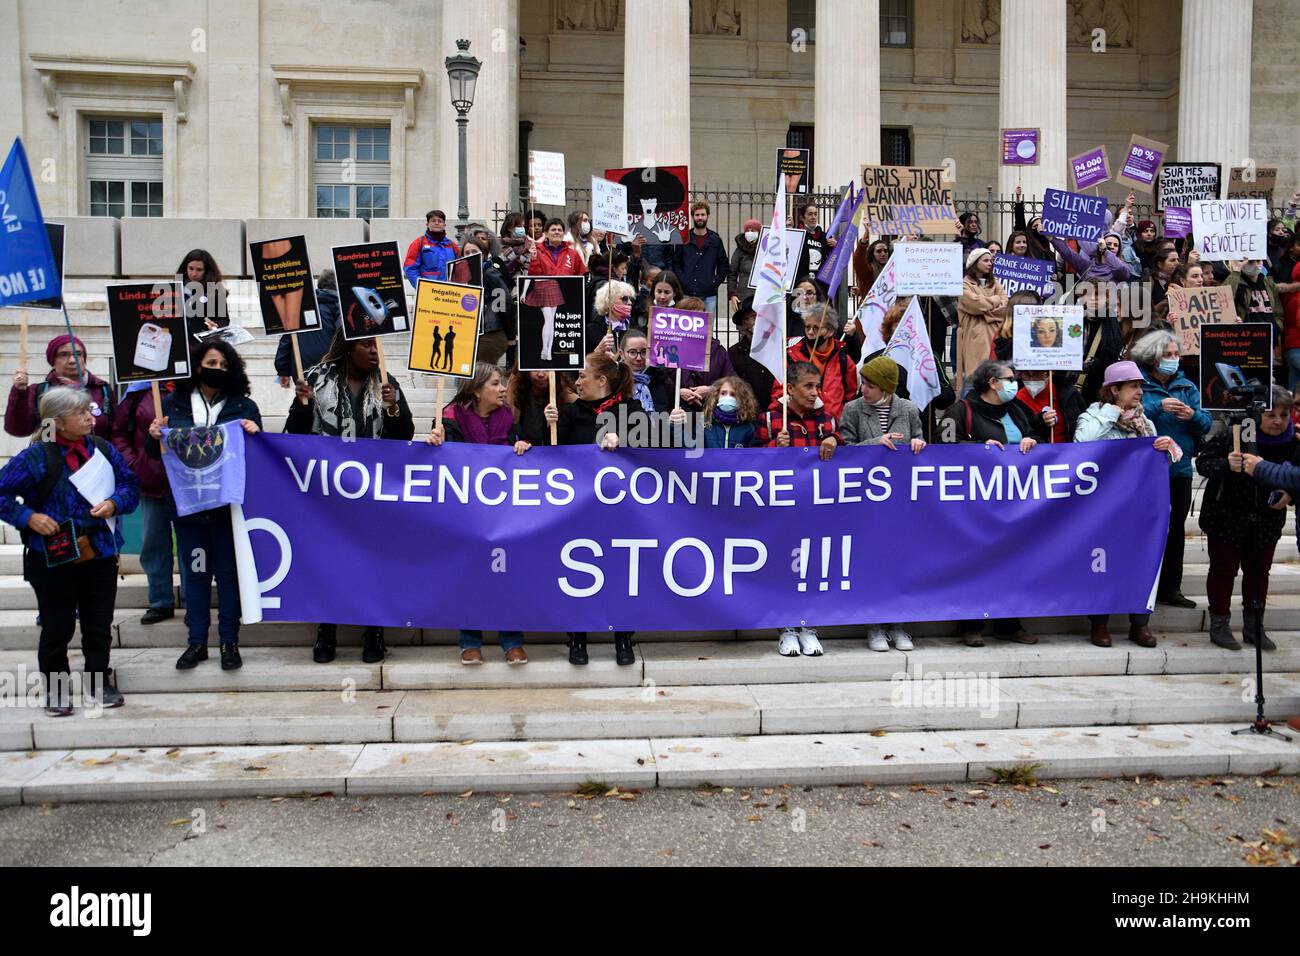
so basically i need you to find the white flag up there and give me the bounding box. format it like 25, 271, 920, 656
748, 174, 789, 383
884, 296, 941, 410
857, 251, 899, 355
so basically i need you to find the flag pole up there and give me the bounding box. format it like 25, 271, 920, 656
60, 301, 84, 384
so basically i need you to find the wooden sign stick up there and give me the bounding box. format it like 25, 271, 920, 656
291, 335, 307, 405
152, 380, 166, 455
548, 372, 558, 445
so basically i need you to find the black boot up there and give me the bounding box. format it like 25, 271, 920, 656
220, 642, 242, 670
614, 631, 636, 666
1243, 609, 1276, 651
567, 632, 588, 666
91, 669, 125, 709
176, 645, 208, 670
313, 624, 337, 663
361, 627, 386, 664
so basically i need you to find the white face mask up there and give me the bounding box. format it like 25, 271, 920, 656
580, 222, 591, 236
744, 230, 758, 242
1024, 379, 1047, 397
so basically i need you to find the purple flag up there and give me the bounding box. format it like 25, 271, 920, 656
161, 422, 246, 517
816, 182, 862, 299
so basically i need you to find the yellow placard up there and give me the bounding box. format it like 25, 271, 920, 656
408, 280, 482, 378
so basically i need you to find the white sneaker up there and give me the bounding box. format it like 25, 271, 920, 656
887, 626, 913, 651
778, 628, 802, 657
798, 627, 824, 656
867, 626, 890, 652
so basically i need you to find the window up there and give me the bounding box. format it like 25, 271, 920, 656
881, 128, 912, 166
85, 116, 163, 217
787, 0, 911, 46
788, 0, 814, 43
313, 124, 391, 219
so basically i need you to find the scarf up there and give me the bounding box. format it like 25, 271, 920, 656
804, 336, 836, 373
54, 434, 90, 472
1260, 421, 1296, 448
610, 301, 632, 331
449, 402, 515, 445
632, 371, 655, 415
589, 392, 625, 417
711, 406, 741, 426
306, 361, 385, 438
1115, 405, 1156, 436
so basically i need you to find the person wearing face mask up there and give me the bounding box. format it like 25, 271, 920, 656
1012, 369, 1085, 443
728, 218, 762, 313
498, 212, 530, 280
146, 341, 261, 671
1225, 259, 1282, 332
565, 210, 596, 265
673, 200, 729, 315
403, 209, 460, 287
727, 295, 776, 411
590, 280, 638, 355
701, 376, 758, 448
956, 249, 1009, 395
7, 334, 116, 440
1129, 330, 1211, 610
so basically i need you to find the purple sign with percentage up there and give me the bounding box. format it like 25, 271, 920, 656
649, 306, 711, 371
1117, 135, 1168, 192
1001, 128, 1040, 166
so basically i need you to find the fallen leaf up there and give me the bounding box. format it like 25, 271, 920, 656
1038, 843, 1052, 850
746, 814, 761, 822
168, 818, 190, 826
458, 789, 473, 798
869, 730, 888, 737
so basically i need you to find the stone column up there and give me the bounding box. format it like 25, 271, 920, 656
622, 0, 691, 168
997, 0, 1067, 203
1177, 0, 1252, 175
206, 0, 261, 220
438, 0, 518, 227
814, 0, 880, 190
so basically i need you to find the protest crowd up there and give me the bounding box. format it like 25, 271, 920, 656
4, 152, 1300, 737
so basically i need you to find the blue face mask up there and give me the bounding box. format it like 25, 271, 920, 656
997, 380, 1019, 403
513, 227, 525, 237
1157, 358, 1179, 376
717, 395, 738, 413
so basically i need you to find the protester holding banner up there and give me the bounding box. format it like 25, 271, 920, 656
274, 269, 341, 386
146, 341, 260, 671
1196, 386, 1298, 652
674, 200, 729, 314
955, 250, 1009, 395
851, 239, 893, 299
727, 218, 761, 312
177, 248, 230, 331
508, 365, 575, 446
0, 387, 139, 714
403, 210, 460, 287
1049, 234, 1132, 284
674, 296, 736, 408
778, 302, 857, 421
111, 381, 175, 624
700, 377, 759, 448
1103, 231, 1142, 277
1014, 370, 1084, 444
1127, 331, 1211, 609
6, 334, 115, 441
727, 295, 776, 412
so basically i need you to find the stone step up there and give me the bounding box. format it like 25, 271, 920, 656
3, 673, 1297, 753
0, 546, 144, 577
0, 575, 170, 611
6, 721, 1297, 804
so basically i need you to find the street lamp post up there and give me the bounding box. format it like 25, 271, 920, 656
444, 38, 481, 237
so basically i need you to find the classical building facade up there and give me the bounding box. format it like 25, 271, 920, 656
0, 0, 1291, 275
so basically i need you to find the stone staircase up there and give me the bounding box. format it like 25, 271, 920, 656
1, 282, 1299, 802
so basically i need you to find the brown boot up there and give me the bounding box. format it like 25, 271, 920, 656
1129, 623, 1157, 648
1090, 622, 1112, 647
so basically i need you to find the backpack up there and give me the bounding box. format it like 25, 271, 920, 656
17, 437, 115, 548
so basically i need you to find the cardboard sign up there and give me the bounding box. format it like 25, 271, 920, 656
408, 280, 481, 378
858, 166, 957, 237
1190, 200, 1268, 262
1116, 135, 1168, 192
22, 223, 64, 310
648, 306, 711, 372
1012, 305, 1086, 371
893, 241, 963, 296
1040, 188, 1108, 242
746, 226, 806, 292
332, 241, 410, 339
993, 253, 1056, 297
446, 251, 483, 288
777, 147, 811, 194
1200, 322, 1274, 412
603, 166, 690, 247
1000, 128, 1040, 166
249, 235, 319, 335
591, 176, 628, 236
1227, 166, 1278, 205
106, 281, 190, 384
1167, 285, 1238, 357
1157, 163, 1221, 212
1069, 146, 1110, 191
528, 150, 566, 206
1163, 207, 1193, 239
516, 274, 586, 372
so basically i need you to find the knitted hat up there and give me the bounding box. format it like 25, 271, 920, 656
45, 334, 86, 367
1137, 219, 1156, 234
742, 218, 761, 232
1102, 360, 1144, 387
861, 355, 899, 395
966, 248, 992, 272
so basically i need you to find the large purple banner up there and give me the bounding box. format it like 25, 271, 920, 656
234, 435, 1170, 632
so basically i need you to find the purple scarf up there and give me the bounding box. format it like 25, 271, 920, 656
1260, 421, 1296, 447
449, 403, 515, 445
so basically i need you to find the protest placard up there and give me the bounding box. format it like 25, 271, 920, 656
408, 280, 481, 378
1040, 188, 1108, 242
591, 176, 628, 236
106, 281, 190, 384
1166, 285, 1238, 357
1069, 146, 1110, 191
649, 305, 711, 372
1000, 128, 1039, 166
1200, 322, 1274, 412
249, 235, 319, 335
857, 166, 957, 236
604, 165, 690, 247
1157, 163, 1221, 212
777, 148, 810, 194
1115, 134, 1168, 192
746, 226, 806, 292
332, 241, 410, 339
516, 274, 586, 371
893, 241, 963, 296
1012, 305, 1085, 371
1162, 207, 1192, 239
446, 251, 483, 288
1227, 166, 1278, 205
1190, 199, 1268, 262
528, 149, 566, 206
992, 253, 1056, 297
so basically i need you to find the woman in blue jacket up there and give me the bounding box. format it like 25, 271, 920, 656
1131, 330, 1212, 609
148, 340, 262, 671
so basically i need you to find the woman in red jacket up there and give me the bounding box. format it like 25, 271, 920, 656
783, 302, 858, 421
523, 218, 587, 361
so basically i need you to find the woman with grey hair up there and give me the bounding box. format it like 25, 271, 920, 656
0, 387, 140, 715
1132, 329, 1212, 609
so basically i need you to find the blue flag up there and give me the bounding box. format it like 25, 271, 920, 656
161, 423, 247, 517
0, 138, 61, 308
